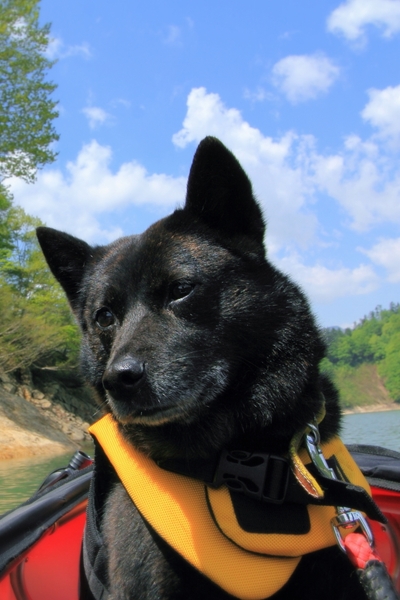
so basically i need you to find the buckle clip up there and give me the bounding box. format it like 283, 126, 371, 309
214, 449, 289, 503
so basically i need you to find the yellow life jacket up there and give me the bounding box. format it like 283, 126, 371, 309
89, 414, 372, 600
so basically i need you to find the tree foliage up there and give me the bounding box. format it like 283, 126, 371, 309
0, 184, 13, 258
0, 0, 59, 184
0, 0, 71, 372
0, 205, 80, 372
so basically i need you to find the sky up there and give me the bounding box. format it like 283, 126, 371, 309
8, 0, 400, 328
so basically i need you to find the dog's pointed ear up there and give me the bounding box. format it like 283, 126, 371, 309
184, 137, 265, 244
36, 227, 93, 308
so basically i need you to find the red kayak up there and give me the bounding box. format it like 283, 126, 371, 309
0, 445, 399, 599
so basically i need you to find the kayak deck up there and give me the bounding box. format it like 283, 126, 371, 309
0, 501, 87, 600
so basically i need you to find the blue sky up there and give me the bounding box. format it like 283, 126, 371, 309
9, 0, 400, 328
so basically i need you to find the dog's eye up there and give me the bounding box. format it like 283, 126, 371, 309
170, 282, 195, 301
95, 307, 115, 329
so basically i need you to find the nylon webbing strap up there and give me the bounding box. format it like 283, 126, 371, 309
158, 447, 385, 522
80, 442, 113, 600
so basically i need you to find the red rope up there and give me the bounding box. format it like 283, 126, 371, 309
344, 532, 381, 569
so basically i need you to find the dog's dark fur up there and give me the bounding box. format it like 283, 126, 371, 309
37, 137, 366, 599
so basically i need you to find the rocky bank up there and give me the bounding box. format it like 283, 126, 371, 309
0, 367, 99, 460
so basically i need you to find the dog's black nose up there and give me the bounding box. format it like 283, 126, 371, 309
103, 357, 146, 396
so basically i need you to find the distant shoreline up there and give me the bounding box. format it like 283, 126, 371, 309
343, 403, 400, 415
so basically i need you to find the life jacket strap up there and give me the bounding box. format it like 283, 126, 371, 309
158, 450, 385, 523
80, 442, 114, 600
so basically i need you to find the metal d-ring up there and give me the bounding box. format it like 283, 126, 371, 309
305, 422, 374, 554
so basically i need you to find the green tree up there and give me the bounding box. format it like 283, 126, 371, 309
379, 333, 400, 402
377, 314, 400, 402
323, 305, 400, 407
0, 204, 43, 294
0, 207, 80, 372
0, 0, 59, 184
0, 0, 69, 372
0, 184, 13, 259
350, 317, 382, 365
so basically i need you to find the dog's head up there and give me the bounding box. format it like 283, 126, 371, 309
37, 137, 329, 459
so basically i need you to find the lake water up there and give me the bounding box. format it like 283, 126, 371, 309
341, 410, 400, 453
0, 411, 399, 515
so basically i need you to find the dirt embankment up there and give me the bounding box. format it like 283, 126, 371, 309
338, 364, 400, 414
0, 367, 99, 460
343, 403, 400, 415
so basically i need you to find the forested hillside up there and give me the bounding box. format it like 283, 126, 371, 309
322, 305, 400, 408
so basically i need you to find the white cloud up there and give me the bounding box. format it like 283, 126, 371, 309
243, 87, 274, 103
172, 86, 400, 248
362, 238, 400, 282
164, 25, 182, 45
271, 53, 340, 103
277, 254, 379, 303
82, 106, 113, 129
361, 85, 400, 143
46, 36, 92, 60
311, 135, 400, 231
173, 87, 319, 252
9, 141, 186, 243
111, 98, 132, 109
327, 0, 400, 43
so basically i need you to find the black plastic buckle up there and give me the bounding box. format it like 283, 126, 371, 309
213, 449, 290, 504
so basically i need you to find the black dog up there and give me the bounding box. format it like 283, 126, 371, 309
37, 137, 369, 599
